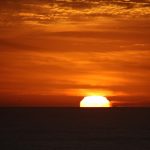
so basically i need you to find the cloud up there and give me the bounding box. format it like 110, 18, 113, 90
1, 49, 150, 97
0, 18, 150, 53
0, 0, 150, 27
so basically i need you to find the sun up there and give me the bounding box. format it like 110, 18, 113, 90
80, 96, 111, 107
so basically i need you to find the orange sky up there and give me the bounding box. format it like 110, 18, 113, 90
0, 0, 150, 106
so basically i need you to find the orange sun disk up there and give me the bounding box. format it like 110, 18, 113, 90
80, 96, 111, 107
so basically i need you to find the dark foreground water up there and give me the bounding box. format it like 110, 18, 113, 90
0, 108, 150, 150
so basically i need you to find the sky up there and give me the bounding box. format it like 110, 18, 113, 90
0, 0, 150, 107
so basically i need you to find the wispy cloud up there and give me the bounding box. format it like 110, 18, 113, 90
1, 50, 150, 97
0, 0, 150, 27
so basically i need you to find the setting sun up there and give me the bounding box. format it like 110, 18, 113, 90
80, 96, 111, 107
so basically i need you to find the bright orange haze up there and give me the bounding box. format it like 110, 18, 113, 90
80, 96, 111, 107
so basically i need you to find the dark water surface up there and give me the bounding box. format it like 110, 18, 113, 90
0, 108, 150, 150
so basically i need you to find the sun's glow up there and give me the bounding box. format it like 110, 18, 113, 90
80, 96, 111, 107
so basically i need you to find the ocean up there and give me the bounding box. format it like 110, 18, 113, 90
0, 108, 150, 150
